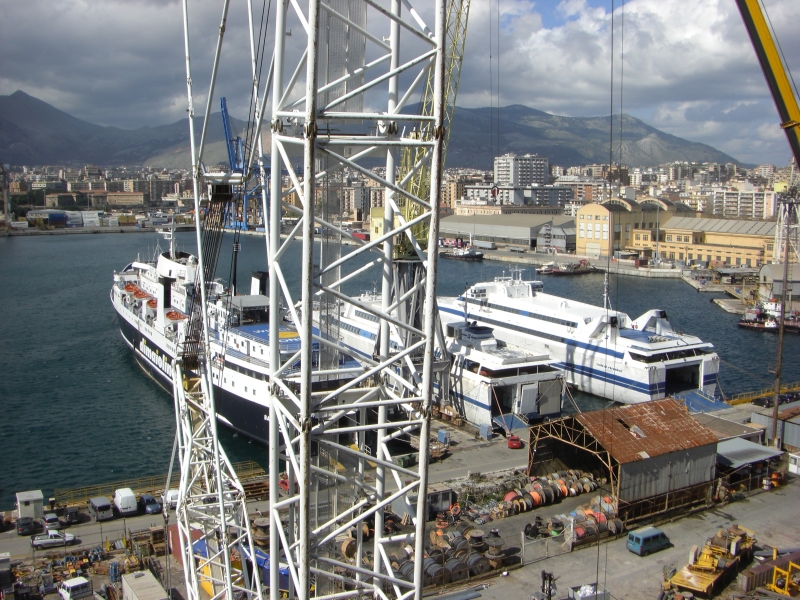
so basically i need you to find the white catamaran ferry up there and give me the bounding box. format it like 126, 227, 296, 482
314, 292, 566, 428
437, 271, 720, 404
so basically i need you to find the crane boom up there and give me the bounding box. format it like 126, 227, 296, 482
735, 0, 800, 166
394, 0, 470, 259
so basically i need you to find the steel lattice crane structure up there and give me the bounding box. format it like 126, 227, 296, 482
176, 0, 462, 597
265, 0, 450, 597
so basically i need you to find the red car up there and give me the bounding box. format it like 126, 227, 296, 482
507, 435, 522, 449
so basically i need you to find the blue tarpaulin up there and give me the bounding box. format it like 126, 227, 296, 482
674, 390, 729, 413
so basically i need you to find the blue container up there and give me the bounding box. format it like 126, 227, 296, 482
479, 424, 492, 440
438, 429, 451, 444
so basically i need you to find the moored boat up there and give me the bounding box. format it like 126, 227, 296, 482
437, 269, 720, 405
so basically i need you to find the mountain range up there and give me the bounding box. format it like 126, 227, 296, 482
0, 90, 739, 169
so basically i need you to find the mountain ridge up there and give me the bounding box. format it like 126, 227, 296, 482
0, 90, 740, 169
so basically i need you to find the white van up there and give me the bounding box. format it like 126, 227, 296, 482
88, 496, 114, 522
114, 488, 138, 516
58, 576, 93, 600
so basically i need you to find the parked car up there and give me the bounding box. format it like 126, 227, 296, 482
43, 513, 62, 531
137, 494, 162, 515
16, 516, 35, 536
60, 506, 82, 526
507, 435, 523, 449
31, 530, 76, 550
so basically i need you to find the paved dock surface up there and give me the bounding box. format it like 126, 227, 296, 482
2, 427, 797, 600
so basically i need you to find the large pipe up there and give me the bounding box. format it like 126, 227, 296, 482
413, 0, 446, 595
297, 0, 321, 595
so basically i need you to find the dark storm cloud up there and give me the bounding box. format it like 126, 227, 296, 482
1, 0, 799, 164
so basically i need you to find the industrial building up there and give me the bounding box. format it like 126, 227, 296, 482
527, 399, 719, 522
440, 214, 575, 249
631, 216, 777, 266
758, 263, 800, 301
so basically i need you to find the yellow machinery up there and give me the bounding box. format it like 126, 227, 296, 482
667, 525, 756, 597
767, 560, 800, 596
391, 0, 470, 259
735, 0, 800, 166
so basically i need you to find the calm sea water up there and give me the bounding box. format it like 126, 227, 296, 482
1, 232, 798, 507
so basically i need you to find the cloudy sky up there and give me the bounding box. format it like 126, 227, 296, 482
1, 0, 799, 165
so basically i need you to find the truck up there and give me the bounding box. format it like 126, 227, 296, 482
58, 577, 93, 600
471, 239, 496, 250
31, 530, 76, 549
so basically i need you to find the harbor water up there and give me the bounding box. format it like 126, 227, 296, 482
1, 232, 799, 508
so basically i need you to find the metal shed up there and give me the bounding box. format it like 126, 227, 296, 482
750, 401, 800, 450
716, 438, 783, 470
528, 399, 719, 521
15, 490, 44, 520
691, 413, 764, 443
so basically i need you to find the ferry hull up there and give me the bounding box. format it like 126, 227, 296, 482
115, 306, 271, 444
438, 304, 719, 405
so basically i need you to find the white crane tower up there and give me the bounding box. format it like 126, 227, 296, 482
175, 0, 450, 597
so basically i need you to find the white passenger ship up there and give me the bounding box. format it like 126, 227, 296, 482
314, 293, 566, 428
111, 234, 358, 443
437, 271, 720, 405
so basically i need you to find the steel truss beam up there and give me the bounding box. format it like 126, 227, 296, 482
172, 365, 264, 600
527, 417, 620, 507
267, 0, 446, 597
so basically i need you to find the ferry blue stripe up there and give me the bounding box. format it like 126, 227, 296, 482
555, 362, 660, 395
433, 382, 488, 409
440, 305, 625, 359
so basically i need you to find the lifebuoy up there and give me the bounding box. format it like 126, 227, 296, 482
450, 503, 461, 516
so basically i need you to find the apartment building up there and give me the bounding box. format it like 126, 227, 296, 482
493, 153, 549, 186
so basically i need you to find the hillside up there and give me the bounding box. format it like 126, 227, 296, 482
447, 105, 739, 168
0, 91, 739, 168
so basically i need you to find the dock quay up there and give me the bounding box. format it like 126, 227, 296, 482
1, 427, 796, 600
51, 460, 268, 507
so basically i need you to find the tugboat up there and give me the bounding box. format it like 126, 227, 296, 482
737, 317, 779, 332
550, 259, 596, 276
441, 245, 484, 261
535, 261, 556, 274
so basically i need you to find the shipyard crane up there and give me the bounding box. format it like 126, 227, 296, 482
176, 0, 458, 598
735, 0, 800, 263
264, 0, 453, 597
169, 3, 265, 600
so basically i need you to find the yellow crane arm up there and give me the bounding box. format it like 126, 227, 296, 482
735, 0, 800, 165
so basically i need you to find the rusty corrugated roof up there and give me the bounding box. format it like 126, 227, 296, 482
574, 398, 719, 464
778, 406, 800, 421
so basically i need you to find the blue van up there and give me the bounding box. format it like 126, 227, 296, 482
626, 527, 670, 556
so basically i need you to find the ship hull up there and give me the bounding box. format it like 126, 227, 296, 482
114, 302, 272, 444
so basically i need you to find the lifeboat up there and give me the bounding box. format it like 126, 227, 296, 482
134, 290, 150, 299
124, 284, 137, 293
147, 299, 157, 309
166, 311, 187, 320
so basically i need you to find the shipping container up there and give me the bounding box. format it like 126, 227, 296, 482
471, 239, 496, 250
121, 571, 167, 600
